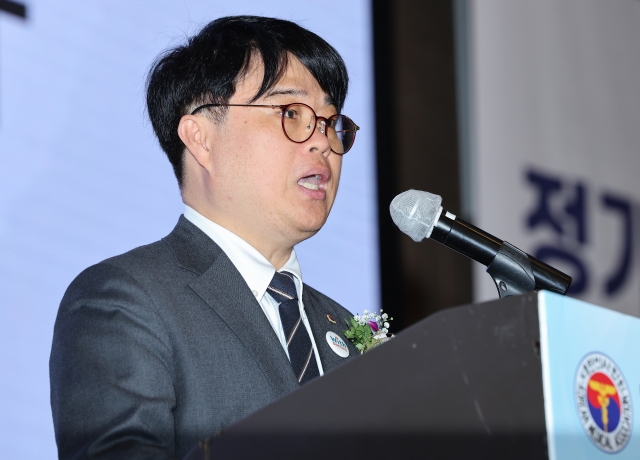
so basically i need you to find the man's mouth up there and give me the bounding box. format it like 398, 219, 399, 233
297, 174, 323, 191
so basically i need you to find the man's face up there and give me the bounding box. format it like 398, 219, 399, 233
204, 56, 343, 252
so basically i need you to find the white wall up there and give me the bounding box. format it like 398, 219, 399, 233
467, 0, 640, 316
0, 1, 377, 457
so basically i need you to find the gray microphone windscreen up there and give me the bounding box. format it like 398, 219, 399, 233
389, 190, 443, 242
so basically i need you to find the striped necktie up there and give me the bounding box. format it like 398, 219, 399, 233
267, 271, 320, 384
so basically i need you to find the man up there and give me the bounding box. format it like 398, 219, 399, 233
50, 16, 360, 460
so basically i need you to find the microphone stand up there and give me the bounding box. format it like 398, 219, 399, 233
431, 212, 572, 299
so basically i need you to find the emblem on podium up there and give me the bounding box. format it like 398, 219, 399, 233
575, 353, 633, 453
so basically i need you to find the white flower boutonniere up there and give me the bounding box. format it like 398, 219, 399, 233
343, 309, 394, 354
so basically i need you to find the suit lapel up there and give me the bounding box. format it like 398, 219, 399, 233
303, 290, 358, 372
164, 217, 299, 397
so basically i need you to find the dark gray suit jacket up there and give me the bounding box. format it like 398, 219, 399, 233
50, 216, 358, 459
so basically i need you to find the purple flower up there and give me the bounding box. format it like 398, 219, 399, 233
368, 320, 379, 332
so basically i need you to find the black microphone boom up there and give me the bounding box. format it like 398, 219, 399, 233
431, 211, 572, 297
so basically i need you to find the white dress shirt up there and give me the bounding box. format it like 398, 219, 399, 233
183, 205, 324, 376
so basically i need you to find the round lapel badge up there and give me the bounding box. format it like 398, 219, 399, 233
326, 331, 349, 358
575, 352, 633, 453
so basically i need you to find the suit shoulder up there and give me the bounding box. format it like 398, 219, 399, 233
58, 239, 176, 314
102, 239, 172, 271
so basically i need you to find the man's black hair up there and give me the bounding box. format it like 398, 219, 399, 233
146, 15, 349, 187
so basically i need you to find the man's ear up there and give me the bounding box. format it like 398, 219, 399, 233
177, 115, 213, 169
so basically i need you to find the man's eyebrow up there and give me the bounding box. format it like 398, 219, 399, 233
263, 88, 308, 99
263, 88, 336, 109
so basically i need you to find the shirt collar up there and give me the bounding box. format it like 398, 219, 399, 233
183, 205, 303, 301
280, 248, 304, 299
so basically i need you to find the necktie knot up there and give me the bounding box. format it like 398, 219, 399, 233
267, 271, 298, 303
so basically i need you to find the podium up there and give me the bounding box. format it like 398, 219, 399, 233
186, 292, 640, 459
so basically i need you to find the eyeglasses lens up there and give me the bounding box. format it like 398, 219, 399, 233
282, 104, 313, 142
329, 115, 356, 154
282, 104, 357, 154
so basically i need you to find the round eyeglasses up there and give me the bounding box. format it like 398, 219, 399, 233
190, 102, 360, 155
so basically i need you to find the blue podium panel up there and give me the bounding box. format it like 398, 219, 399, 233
539, 291, 640, 459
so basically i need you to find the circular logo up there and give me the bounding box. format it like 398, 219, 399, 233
575, 353, 633, 453
325, 331, 349, 358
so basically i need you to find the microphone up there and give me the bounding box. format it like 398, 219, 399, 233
389, 189, 572, 297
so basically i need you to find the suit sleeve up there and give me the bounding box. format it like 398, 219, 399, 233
50, 262, 177, 460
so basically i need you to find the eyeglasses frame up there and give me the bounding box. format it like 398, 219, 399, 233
190, 102, 360, 155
